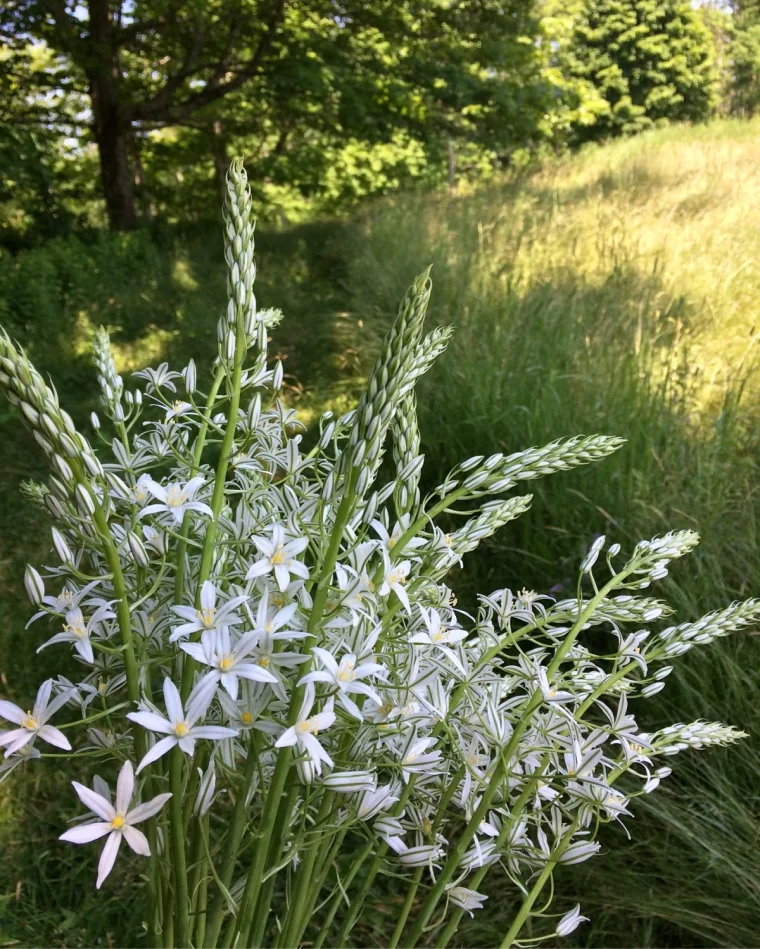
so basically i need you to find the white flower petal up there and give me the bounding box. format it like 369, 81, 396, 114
115, 760, 134, 814
60, 822, 112, 844
96, 831, 122, 888
72, 782, 115, 821
122, 824, 151, 856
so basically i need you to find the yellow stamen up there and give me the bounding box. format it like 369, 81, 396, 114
174, 722, 190, 737
111, 815, 126, 829
241, 711, 253, 724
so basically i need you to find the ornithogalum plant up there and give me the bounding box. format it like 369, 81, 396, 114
0, 160, 756, 949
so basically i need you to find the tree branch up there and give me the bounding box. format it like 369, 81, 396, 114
132, 0, 286, 123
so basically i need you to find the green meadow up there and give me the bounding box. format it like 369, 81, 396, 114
1, 119, 760, 946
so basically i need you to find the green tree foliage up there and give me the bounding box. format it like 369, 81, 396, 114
0, 0, 550, 230
697, 3, 760, 117
565, 0, 719, 140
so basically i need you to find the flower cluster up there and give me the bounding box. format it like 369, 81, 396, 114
0, 159, 756, 949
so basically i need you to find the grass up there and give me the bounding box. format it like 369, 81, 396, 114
1, 118, 760, 946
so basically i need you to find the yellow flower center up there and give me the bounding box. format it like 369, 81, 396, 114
174, 721, 190, 737
219, 655, 234, 671
22, 713, 38, 730
444, 533, 453, 548
257, 656, 270, 668
166, 485, 187, 508
196, 607, 216, 628
241, 711, 253, 724
270, 547, 287, 565
296, 716, 320, 735
111, 815, 126, 829
66, 622, 87, 639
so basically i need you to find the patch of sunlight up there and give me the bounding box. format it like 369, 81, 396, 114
172, 256, 199, 291
71, 309, 98, 357
69, 309, 176, 374
286, 382, 365, 430
112, 327, 177, 373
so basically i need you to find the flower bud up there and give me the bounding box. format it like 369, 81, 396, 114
272, 360, 283, 391
247, 393, 261, 430
82, 452, 104, 478
51, 454, 74, 483
127, 531, 150, 568
52, 527, 74, 564
20, 401, 39, 426
184, 359, 197, 395
322, 770, 376, 793
193, 762, 217, 817
75, 483, 96, 517
24, 565, 45, 605
44, 493, 66, 519
58, 432, 79, 458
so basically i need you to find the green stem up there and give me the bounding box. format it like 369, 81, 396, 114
233, 473, 360, 944
181, 338, 247, 703
404, 567, 633, 947
438, 755, 551, 948
311, 839, 374, 949
499, 820, 579, 949
240, 778, 301, 948
169, 747, 190, 949
174, 368, 225, 604
279, 790, 336, 947
389, 765, 464, 949
203, 734, 260, 947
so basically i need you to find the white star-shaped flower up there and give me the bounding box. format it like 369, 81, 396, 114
59, 760, 171, 888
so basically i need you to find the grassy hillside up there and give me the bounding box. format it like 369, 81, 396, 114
1, 119, 760, 945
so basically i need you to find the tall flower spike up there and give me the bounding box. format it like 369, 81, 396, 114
392, 391, 423, 517
223, 157, 257, 347
343, 267, 433, 482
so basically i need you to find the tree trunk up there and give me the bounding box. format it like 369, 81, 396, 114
92, 96, 138, 230
88, 0, 138, 230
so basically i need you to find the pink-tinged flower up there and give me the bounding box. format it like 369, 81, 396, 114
0, 679, 74, 757
60, 760, 171, 888
139, 476, 213, 526
127, 677, 238, 773
246, 525, 309, 591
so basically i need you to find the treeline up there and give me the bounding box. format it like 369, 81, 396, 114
0, 0, 758, 242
